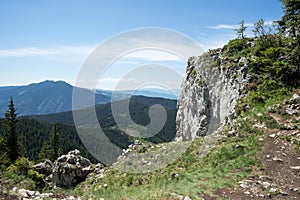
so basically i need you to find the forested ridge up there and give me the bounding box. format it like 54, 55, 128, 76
0, 96, 177, 163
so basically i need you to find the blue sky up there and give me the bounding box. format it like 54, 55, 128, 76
0, 0, 283, 90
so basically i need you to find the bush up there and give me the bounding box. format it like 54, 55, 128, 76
28, 169, 45, 189
223, 38, 252, 57
7, 157, 34, 176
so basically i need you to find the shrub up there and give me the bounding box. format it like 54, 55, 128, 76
7, 157, 34, 176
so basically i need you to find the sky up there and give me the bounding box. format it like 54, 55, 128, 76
0, 0, 283, 90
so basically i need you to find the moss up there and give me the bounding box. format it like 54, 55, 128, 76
198, 79, 204, 87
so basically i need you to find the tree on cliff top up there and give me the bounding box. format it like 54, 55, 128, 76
235, 20, 248, 39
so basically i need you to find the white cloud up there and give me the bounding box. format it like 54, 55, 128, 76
0, 46, 95, 57
98, 77, 138, 84
123, 50, 185, 62
208, 20, 274, 30
208, 24, 240, 30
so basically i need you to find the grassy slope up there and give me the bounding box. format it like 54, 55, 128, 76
69, 36, 300, 199
69, 92, 299, 200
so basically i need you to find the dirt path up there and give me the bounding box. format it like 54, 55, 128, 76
207, 93, 300, 199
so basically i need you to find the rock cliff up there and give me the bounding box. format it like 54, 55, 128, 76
176, 49, 250, 140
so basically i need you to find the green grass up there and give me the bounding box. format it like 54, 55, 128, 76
70, 116, 265, 199
69, 77, 298, 199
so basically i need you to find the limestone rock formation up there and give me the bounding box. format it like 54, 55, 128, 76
52, 149, 93, 188
176, 49, 250, 140
33, 160, 53, 176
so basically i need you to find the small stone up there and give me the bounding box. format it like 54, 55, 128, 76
257, 113, 263, 117
259, 175, 272, 181
290, 166, 300, 170
18, 189, 29, 198
266, 155, 270, 158
262, 182, 271, 190
238, 180, 254, 189
282, 153, 287, 156
258, 138, 264, 141
269, 134, 276, 138
286, 107, 297, 115
40, 192, 53, 198
272, 157, 283, 162
270, 188, 277, 193
244, 191, 250, 195
280, 189, 288, 195
291, 94, 300, 101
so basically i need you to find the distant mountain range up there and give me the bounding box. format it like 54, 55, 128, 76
0, 80, 178, 116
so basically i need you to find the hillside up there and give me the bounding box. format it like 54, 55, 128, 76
0, 96, 177, 162
0, 80, 178, 116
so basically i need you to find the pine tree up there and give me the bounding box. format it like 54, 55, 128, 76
278, 0, 300, 37
38, 142, 51, 162
0, 136, 10, 169
235, 20, 247, 39
38, 123, 62, 162
3, 97, 20, 163
278, 0, 300, 82
49, 123, 62, 161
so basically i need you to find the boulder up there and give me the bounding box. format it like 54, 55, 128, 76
52, 149, 93, 187
33, 160, 53, 176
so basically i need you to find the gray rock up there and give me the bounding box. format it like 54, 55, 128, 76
272, 157, 283, 162
269, 188, 277, 193
286, 107, 298, 115
33, 160, 53, 176
290, 94, 300, 101
261, 181, 271, 190
290, 166, 300, 170
170, 193, 192, 200
176, 52, 250, 140
52, 149, 93, 188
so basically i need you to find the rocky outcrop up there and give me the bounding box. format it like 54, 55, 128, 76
52, 149, 93, 188
176, 49, 250, 140
33, 160, 53, 176
33, 150, 105, 188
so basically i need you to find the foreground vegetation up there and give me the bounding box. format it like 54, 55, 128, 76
0, 0, 299, 199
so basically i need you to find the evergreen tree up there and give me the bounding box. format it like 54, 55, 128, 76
278, 0, 300, 37
49, 123, 62, 161
235, 20, 247, 39
3, 97, 20, 163
38, 123, 62, 161
38, 142, 51, 162
278, 0, 300, 83
0, 136, 10, 170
